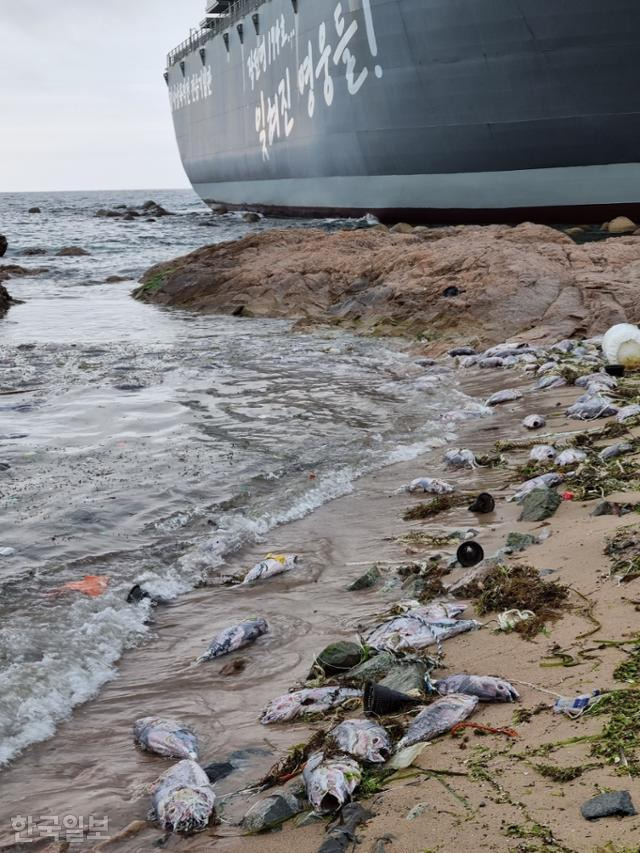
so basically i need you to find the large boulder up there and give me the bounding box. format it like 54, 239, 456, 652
56, 246, 90, 256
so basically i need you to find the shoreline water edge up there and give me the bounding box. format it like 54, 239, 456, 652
2, 204, 640, 852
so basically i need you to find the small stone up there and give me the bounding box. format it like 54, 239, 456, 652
294, 810, 324, 828
28, 207, 41, 214
448, 347, 477, 357
580, 790, 636, 820
314, 640, 364, 675
243, 792, 301, 832
105, 275, 128, 283
56, 246, 90, 257
22, 247, 47, 256
505, 532, 539, 552
406, 802, 429, 820
203, 761, 234, 783
607, 216, 636, 235
390, 222, 413, 234
0, 235, 7, 257
242, 212, 261, 222
518, 487, 562, 522
348, 565, 380, 591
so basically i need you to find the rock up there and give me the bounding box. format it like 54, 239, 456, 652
141, 200, 157, 210
105, 275, 128, 283
202, 761, 234, 783
518, 487, 562, 522
123, 213, 137, 221
318, 803, 372, 853
505, 532, 539, 552
607, 216, 637, 235
314, 641, 363, 676
564, 227, 584, 238
347, 565, 380, 590
0, 235, 6, 257
442, 286, 460, 297
580, 790, 636, 820
22, 247, 47, 255
390, 222, 413, 234
56, 246, 90, 257
242, 792, 301, 832
448, 346, 477, 357
0, 284, 14, 316
342, 651, 397, 684
406, 802, 430, 820
591, 501, 635, 517
95, 208, 121, 218
243, 211, 261, 222
379, 661, 427, 696
28, 206, 41, 214
294, 810, 324, 828
0, 462, 11, 471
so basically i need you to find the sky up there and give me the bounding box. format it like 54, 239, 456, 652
0, 0, 205, 192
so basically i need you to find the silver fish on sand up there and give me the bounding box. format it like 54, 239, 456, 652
444, 448, 478, 469
328, 719, 392, 764
522, 414, 546, 430
555, 448, 587, 467
616, 404, 640, 423
434, 674, 519, 702
151, 759, 215, 833
133, 717, 199, 761
260, 686, 362, 725
303, 751, 362, 813
512, 472, 563, 502
196, 618, 268, 662
242, 553, 298, 584
529, 445, 556, 462
485, 389, 523, 407
599, 442, 634, 461
366, 614, 478, 653
407, 477, 455, 494
391, 600, 468, 621
396, 694, 479, 749
536, 375, 567, 390
575, 372, 617, 390
566, 394, 618, 421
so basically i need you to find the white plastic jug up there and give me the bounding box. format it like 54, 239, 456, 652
602, 323, 640, 367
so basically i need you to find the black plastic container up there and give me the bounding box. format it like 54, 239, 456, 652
468, 492, 496, 514
364, 681, 422, 716
456, 541, 485, 568
605, 364, 625, 377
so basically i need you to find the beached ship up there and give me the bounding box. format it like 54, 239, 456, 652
166, 0, 640, 222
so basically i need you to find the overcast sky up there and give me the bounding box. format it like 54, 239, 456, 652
0, 0, 205, 192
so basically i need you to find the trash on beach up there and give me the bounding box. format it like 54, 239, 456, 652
365, 614, 479, 653
529, 445, 557, 462
242, 553, 298, 584
260, 687, 362, 724
385, 743, 428, 770
396, 693, 478, 749
468, 492, 495, 514
555, 448, 587, 467
443, 448, 478, 469
602, 323, 640, 368
456, 541, 484, 568
616, 404, 640, 423
522, 414, 546, 430
406, 477, 455, 495
364, 682, 422, 717
49, 575, 109, 597
328, 719, 392, 763
604, 364, 625, 378
318, 803, 372, 852
150, 759, 215, 834
496, 609, 536, 632
133, 716, 199, 761
450, 722, 519, 739
512, 472, 563, 501
554, 690, 603, 718
433, 674, 519, 702
561, 491, 575, 501
485, 389, 523, 407
566, 394, 619, 421
303, 751, 362, 814
196, 618, 268, 662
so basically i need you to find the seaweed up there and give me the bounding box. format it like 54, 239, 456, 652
605, 527, 640, 582
257, 730, 326, 788
513, 460, 557, 482
613, 636, 640, 683
474, 565, 569, 639
532, 763, 589, 782
396, 530, 462, 548
402, 494, 468, 520
586, 689, 640, 775
565, 458, 640, 501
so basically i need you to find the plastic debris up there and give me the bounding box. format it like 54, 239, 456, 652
451, 722, 519, 739
407, 477, 455, 494
133, 717, 199, 761
496, 609, 536, 631
150, 760, 215, 834
562, 491, 575, 501
50, 575, 109, 597
602, 323, 640, 368
364, 682, 422, 716
303, 751, 361, 814
196, 618, 268, 662
385, 743, 428, 770
581, 790, 637, 821
553, 690, 602, 718
456, 541, 484, 568
242, 553, 298, 584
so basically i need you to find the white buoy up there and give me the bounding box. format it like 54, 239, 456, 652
602, 323, 640, 367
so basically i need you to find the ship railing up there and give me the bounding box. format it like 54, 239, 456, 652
167, 0, 265, 67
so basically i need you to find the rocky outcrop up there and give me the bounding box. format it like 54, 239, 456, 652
96, 200, 172, 220
56, 246, 90, 257
134, 223, 640, 351
0, 235, 7, 257
0, 284, 15, 316
0, 264, 49, 284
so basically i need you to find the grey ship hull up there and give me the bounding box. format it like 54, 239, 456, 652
167, 0, 640, 222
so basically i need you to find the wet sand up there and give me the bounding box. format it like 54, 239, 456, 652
2, 369, 640, 853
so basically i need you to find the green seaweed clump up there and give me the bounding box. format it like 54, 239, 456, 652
605, 527, 640, 582
474, 564, 569, 638
402, 494, 467, 520
613, 637, 640, 683
533, 763, 586, 782
586, 689, 640, 776
570, 458, 640, 501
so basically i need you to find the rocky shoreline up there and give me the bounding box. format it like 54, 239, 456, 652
134, 221, 640, 354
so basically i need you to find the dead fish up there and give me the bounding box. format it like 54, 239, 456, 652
328, 719, 392, 763
150, 759, 215, 833
444, 448, 478, 469
303, 751, 362, 814
617, 404, 640, 423
459, 355, 479, 368
196, 618, 268, 662
133, 717, 199, 761
396, 694, 479, 749
599, 442, 634, 461
260, 687, 362, 725
529, 445, 556, 462
537, 361, 558, 374
485, 389, 523, 407
483, 343, 533, 358
242, 553, 298, 584
566, 395, 618, 421
407, 477, 455, 494
575, 372, 617, 389
555, 448, 587, 467
536, 375, 567, 390
434, 674, 519, 702
392, 600, 468, 620
512, 472, 563, 501
522, 414, 546, 430
365, 615, 478, 653
478, 357, 504, 368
